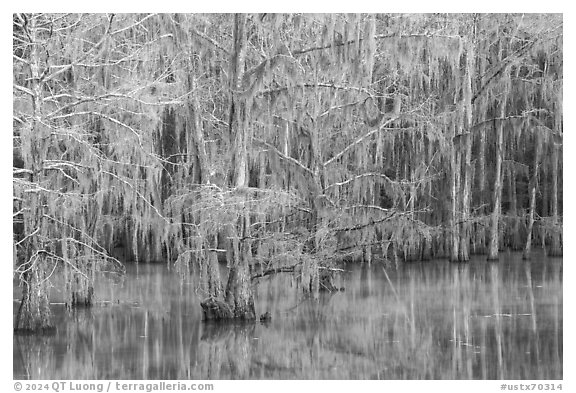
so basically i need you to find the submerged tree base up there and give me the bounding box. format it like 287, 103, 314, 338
200, 298, 234, 320
548, 248, 563, 258
69, 287, 95, 308
14, 325, 57, 336
319, 271, 344, 292
15, 269, 54, 334
200, 297, 257, 321
14, 301, 55, 335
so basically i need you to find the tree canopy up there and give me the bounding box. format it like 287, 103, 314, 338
13, 13, 562, 331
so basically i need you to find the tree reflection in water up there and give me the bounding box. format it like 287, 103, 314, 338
14, 253, 562, 379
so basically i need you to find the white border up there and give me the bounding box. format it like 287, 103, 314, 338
2, 5, 571, 391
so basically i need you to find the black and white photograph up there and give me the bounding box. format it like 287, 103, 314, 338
11, 10, 564, 385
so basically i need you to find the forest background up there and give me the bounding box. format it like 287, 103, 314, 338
3, 8, 572, 376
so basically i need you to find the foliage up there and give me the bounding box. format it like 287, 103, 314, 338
13, 13, 562, 330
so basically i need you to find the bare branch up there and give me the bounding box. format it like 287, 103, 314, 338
333, 211, 399, 233
110, 13, 157, 37
13, 83, 34, 97
323, 116, 399, 167
14, 228, 40, 248
251, 263, 300, 281
189, 27, 230, 55
325, 172, 438, 191
343, 205, 392, 214
43, 14, 115, 83
259, 83, 372, 98
253, 137, 314, 178
101, 170, 168, 224
13, 54, 30, 65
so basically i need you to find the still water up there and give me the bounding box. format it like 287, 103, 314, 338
13, 252, 562, 379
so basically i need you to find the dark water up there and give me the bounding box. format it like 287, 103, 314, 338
13, 252, 562, 379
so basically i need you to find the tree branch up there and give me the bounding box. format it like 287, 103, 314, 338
251, 263, 300, 281
189, 27, 230, 55
472, 40, 537, 104
43, 14, 115, 83
253, 137, 314, 178
333, 211, 398, 233
323, 117, 399, 167
259, 83, 371, 97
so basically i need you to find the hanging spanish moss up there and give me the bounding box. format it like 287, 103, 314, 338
13, 13, 562, 332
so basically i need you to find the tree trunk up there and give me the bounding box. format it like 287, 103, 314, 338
473, 126, 487, 254
224, 238, 256, 320
507, 165, 522, 250
407, 175, 418, 262
189, 76, 209, 185
542, 161, 549, 219
69, 269, 95, 308
488, 97, 506, 260
228, 13, 248, 188
206, 236, 223, 299
523, 133, 541, 260
188, 69, 224, 299
459, 40, 474, 262
450, 143, 460, 262
15, 259, 54, 333
218, 13, 256, 321
523, 185, 537, 260
15, 16, 54, 332
549, 144, 562, 256
459, 134, 472, 262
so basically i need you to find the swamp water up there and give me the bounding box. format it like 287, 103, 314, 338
13, 252, 562, 379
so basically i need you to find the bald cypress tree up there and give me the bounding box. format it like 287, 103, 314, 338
13, 13, 562, 330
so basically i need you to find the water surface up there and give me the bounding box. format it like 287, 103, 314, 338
13, 252, 562, 379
